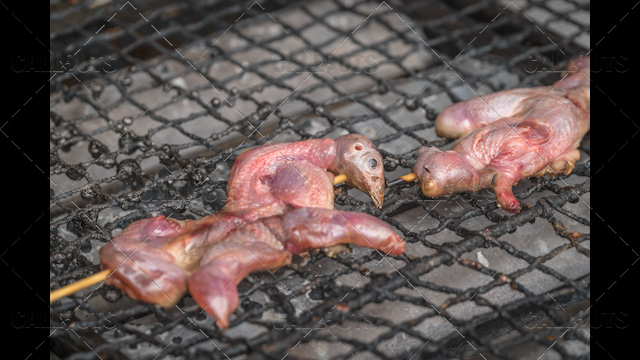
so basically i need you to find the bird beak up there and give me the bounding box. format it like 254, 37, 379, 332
370, 183, 384, 209
371, 193, 383, 209
421, 179, 440, 197
336, 173, 384, 209
349, 176, 384, 209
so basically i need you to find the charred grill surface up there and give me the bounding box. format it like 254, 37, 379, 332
50, 0, 590, 359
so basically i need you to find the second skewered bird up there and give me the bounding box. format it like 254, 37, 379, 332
392, 56, 590, 213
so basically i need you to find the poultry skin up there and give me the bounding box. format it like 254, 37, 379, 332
99, 135, 401, 312
189, 207, 405, 328
414, 56, 590, 213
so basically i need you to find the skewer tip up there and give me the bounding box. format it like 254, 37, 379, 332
333, 174, 347, 185
388, 172, 418, 186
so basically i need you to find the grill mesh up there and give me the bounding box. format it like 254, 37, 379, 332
49, 0, 590, 358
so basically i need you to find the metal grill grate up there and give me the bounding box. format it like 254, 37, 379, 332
49, 0, 590, 358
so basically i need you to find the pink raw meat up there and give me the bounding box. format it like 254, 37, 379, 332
414, 56, 590, 213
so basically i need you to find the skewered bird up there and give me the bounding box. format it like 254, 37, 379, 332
99, 134, 404, 320
391, 56, 590, 213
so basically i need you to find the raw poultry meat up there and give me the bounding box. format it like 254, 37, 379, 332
190, 207, 405, 328
99, 134, 403, 317
413, 56, 590, 213
435, 56, 590, 139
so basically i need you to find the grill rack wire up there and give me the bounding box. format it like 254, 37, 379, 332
49, 0, 590, 358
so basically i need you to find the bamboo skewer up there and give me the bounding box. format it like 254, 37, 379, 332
51, 175, 351, 302
333, 174, 347, 185
388, 172, 418, 186
50, 269, 111, 303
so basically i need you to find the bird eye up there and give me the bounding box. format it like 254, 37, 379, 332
369, 158, 378, 169
355, 144, 363, 151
